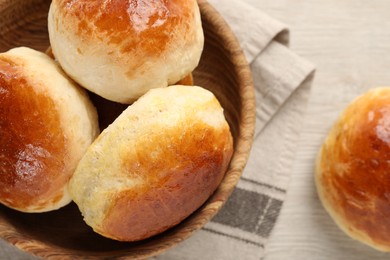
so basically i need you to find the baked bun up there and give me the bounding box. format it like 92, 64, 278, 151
47, 0, 204, 104
316, 87, 390, 251
69, 85, 233, 241
0, 47, 99, 213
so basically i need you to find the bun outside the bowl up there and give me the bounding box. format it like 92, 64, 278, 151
316, 87, 390, 251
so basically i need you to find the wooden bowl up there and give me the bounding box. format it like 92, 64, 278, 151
0, 0, 255, 258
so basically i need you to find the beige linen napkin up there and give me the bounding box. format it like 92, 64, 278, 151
0, 0, 314, 259
155, 1, 315, 260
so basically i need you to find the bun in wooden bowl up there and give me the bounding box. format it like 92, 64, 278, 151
70, 85, 233, 242
0, 46, 99, 213
0, 0, 255, 258
47, 0, 204, 104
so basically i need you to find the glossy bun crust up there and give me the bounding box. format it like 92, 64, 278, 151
316, 87, 390, 251
48, 0, 204, 103
0, 47, 99, 213
69, 85, 233, 241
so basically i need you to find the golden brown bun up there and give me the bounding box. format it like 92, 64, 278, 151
69, 85, 233, 241
47, 0, 204, 104
0, 47, 99, 213
316, 87, 390, 251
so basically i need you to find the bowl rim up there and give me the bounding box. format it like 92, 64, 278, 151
0, 0, 256, 258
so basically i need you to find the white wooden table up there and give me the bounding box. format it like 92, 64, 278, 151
246, 0, 390, 259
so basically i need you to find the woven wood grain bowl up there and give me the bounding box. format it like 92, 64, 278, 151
0, 0, 255, 259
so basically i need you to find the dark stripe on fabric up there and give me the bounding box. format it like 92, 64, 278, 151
255, 198, 283, 237
212, 188, 283, 238
240, 177, 286, 193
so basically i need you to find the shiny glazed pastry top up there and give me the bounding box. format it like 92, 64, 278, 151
0, 47, 99, 213
69, 85, 233, 241
316, 87, 390, 251
48, 0, 204, 103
